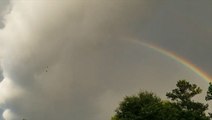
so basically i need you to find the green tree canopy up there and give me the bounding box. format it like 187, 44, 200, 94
112, 91, 181, 120
112, 80, 210, 120
205, 82, 212, 117
166, 80, 209, 120
206, 82, 212, 101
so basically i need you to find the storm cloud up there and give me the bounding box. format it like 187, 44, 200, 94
0, 0, 211, 120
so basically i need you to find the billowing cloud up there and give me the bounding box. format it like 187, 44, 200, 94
0, 1, 165, 119
0, 0, 211, 120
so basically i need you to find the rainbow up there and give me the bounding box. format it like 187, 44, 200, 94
127, 39, 212, 82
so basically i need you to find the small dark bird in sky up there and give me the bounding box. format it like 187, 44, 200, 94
46, 66, 48, 72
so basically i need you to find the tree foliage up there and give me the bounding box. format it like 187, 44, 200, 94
166, 80, 202, 102
112, 80, 211, 120
206, 82, 212, 101
205, 82, 212, 117
112, 91, 181, 120
166, 80, 209, 120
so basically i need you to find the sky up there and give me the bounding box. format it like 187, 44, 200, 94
0, 0, 211, 120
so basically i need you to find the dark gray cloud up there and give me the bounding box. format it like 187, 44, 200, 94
0, 0, 211, 120
0, 0, 11, 29
139, 0, 212, 77
0, 66, 3, 82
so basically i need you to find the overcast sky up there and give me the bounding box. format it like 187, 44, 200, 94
0, 0, 211, 120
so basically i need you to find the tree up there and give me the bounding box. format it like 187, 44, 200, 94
112, 91, 182, 120
205, 82, 212, 118
166, 80, 209, 120
112, 80, 210, 120
206, 82, 212, 101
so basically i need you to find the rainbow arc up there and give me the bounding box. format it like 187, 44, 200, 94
127, 39, 211, 82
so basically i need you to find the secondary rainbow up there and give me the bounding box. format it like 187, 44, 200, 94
127, 39, 212, 82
